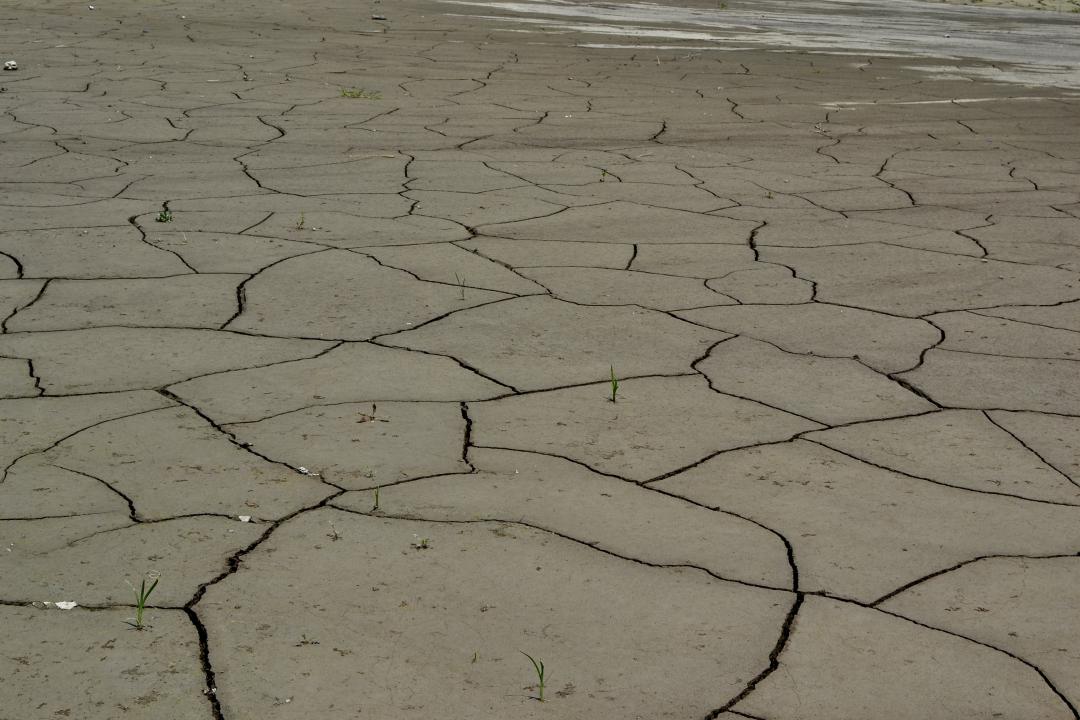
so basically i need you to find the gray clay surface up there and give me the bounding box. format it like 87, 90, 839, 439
2, 0, 1079, 717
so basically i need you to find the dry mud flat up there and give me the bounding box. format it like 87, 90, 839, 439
1, 0, 1080, 718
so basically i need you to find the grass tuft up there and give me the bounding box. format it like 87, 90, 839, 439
341, 87, 382, 100
125, 572, 160, 630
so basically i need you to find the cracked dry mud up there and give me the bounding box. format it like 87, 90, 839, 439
0, 0, 1078, 718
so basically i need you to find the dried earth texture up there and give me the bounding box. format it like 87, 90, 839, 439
1, 0, 1079, 718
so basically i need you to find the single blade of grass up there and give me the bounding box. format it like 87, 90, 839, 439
521, 651, 546, 701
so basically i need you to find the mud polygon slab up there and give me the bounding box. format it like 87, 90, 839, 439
655, 440, 1080, 602
798, 186, 912, 212
168, 342, 505, 424
847, 206, 989, 231
0, 254, 19, 279
698, 337, 935, 425
383, 296, 724, 391
497, 183, 613, 208
629, 244, 758, 277
200, 508, 791, 719
409, 189, 566, 227
226, 402, 469, 489
482, 201, 758, 244
900, 350, 1080, 414
922, 190, 1078, 217
0, 454, 128, 518
677, 303, 939, 373
0, 392, 172, 469
253, 212, 470, 248
762, 244, 1080, 316
931, 311, 1080, 359
3, 516, 263, 605
0, 607, 209, 720
807, 410, 1080, 503
253, 155, 406, 194
472, 375, 819, 481
0, 357, 36, 398
0, 514, 134, 555
43, 406, 333, 520
0, 328, 332, 394
145, 232, 319, 273
988, 411, 1080, 484
0, 280, 45, 320
0, 228, 191, 278
976, 301, 1080, 333
7, 275, 244, 331
137, 209, 273, 235
981, 240, 1080, 272
706, 266, 814, 304
966, 216, 1080, 247
335, 447, 792, 588
735, 596, 1073, 720
228, 250, 507, 340
407, 160, 526, 193
543, 181, 732, 213
518, 266, 730, 310
0, 200, 159, 233
458, 237, 634, 268
882, 557, 1080, 709
361, 244, 546, 294
486, 161, 615, 186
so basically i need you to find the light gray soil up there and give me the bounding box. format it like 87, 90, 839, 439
1, 0, 1079, 719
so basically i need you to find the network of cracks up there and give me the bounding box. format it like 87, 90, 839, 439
2, 0, 1080, 718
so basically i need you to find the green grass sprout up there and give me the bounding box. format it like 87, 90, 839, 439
341, 87, 381, 100
126, 572, 160, 630
521, 651, 546, 701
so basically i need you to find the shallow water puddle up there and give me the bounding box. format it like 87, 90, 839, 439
438, 0, 1080, 89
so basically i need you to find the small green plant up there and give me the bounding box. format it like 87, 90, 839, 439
341, 87, 382, 100
295, 212, 305, 230
454, 273, 466, 300
371, 486, 380, 512
126, 572, 160, 630
521, 651, 546, 702
155, 209, 172, 223
609, 365, 619, 402
411, 535, 431, 550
